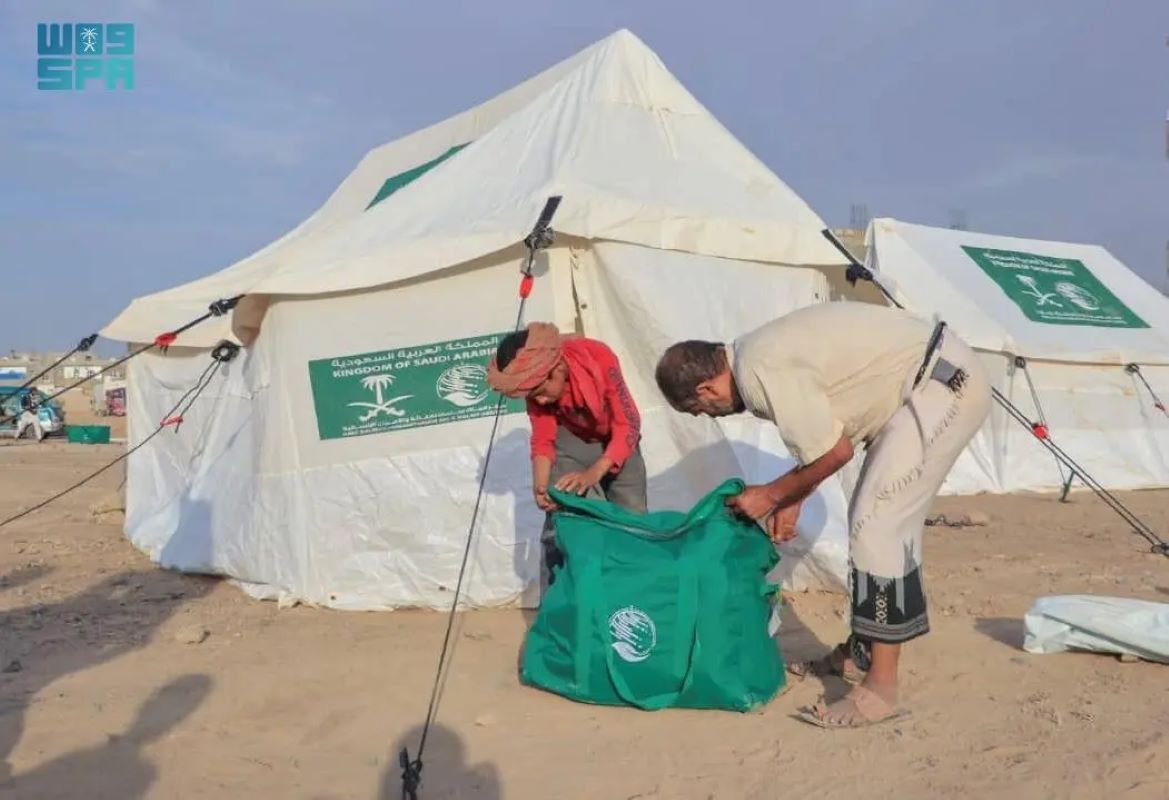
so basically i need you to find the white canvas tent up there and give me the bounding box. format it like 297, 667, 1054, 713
100, 29, 861, 610
864, 218, 1169, 495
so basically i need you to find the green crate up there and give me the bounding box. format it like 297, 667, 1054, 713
67, 425, 111, 445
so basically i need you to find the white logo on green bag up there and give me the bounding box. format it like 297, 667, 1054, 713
608, 606, 657, 663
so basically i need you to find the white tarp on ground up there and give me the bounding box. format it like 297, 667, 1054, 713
109, 30, 854, 610
865, 219, 1169, 494
1024, 595, 1169, 664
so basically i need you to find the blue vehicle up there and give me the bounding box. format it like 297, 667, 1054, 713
0, 387, 66, 438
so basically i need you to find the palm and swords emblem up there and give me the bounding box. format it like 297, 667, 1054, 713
1014, 274, 1063, 307
348, 374, 413, 422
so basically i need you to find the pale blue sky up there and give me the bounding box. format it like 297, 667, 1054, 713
2, 0, 1166, 353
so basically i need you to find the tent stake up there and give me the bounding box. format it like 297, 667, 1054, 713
1059, 469, 1076, 503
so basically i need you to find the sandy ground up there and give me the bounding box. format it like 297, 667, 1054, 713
1, 442, 1167, 800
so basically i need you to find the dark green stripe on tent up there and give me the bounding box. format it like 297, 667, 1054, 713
365, 143, 470, 210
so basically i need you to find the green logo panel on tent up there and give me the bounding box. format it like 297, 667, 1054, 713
307, 333, 523, 441
365, 143, 470, 210
961, 246, 1148, 329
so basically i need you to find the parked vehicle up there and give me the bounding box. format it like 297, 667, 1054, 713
0, 388, 66, 438
92, 379, 127, 417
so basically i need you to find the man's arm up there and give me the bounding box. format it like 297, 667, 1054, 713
528, 402, 560, 509
726, 363, 854, 521
764, 433, 854, 510
727, 434, 854, 521
527, 400, 559, 477
532, 454, 556, 510
532, 454, 553, 491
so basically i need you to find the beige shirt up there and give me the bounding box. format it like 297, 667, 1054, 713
730, 302, 935, 464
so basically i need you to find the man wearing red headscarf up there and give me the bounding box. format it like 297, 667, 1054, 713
487, 322, 647, 591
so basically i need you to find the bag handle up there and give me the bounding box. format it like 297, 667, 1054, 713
598, 553, 701, 711
550, 478, 747, 542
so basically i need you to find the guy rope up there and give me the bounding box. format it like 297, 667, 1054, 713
0, 341, 239, 530
399, 197, 562, 800
0, 296, 242, 429
1126, 362, 1168, 418
10, 334, 99, 393
0, 296, 244, 529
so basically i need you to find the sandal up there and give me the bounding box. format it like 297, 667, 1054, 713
787, 643, 867, 685
796, 685, 912, 729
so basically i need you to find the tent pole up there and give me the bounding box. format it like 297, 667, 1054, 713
1012, 355, 1069, 496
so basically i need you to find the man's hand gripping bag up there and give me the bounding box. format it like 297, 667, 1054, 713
520, 479, 786, 711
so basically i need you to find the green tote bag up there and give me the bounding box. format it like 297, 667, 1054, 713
520, 479, 786, 712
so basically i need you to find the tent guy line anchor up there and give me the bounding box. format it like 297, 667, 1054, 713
821, 228, 1169, 559
1126, 363, 1168, 417
399, 196, 563, 800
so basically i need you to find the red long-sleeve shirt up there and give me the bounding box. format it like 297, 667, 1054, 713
527, 339, 641, 472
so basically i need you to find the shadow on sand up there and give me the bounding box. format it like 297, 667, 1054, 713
381, 722, 501, 800
0, 567, 216, 784
974, 616, 1026, 650
2, 674, 212, 799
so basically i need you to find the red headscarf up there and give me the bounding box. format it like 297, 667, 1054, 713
486, 323, 609, 423
486, 322, 568, 397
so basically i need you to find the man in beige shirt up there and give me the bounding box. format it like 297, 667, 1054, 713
655, 302, 991, 728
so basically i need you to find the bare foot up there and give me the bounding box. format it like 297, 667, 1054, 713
857, 675, 898, 708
